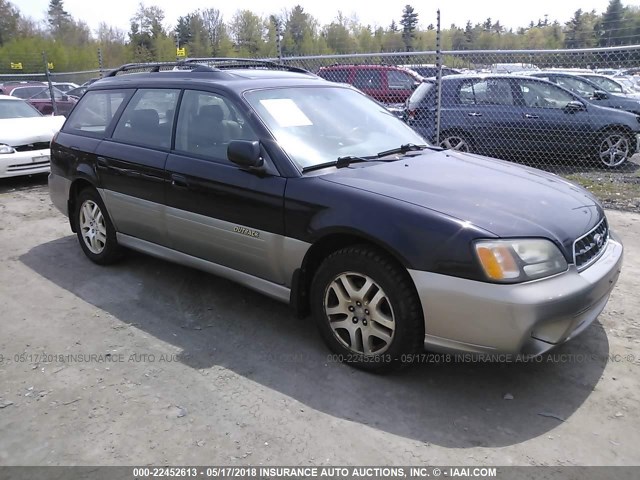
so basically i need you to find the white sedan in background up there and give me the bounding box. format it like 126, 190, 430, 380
0, 95, 65, 178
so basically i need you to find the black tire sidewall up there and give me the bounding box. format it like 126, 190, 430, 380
310, 246, 424, 371
74, 188, 120, 264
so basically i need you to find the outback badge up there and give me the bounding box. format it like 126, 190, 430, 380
233, 226, 260, 238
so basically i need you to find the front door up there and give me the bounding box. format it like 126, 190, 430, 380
164, 89, 287, 284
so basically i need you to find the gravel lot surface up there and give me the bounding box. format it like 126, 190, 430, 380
0, 175, 639, 467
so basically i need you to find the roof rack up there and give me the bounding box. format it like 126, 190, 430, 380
104, 58, 310, 78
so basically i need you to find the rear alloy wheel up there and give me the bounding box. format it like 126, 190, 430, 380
440, 134, 471, 152
598, 132, 631, 168
74, 188, 121, 265
311, 245, 424, 372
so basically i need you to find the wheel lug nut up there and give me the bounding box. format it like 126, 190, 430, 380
362, 320, 368, 326
356, 301, 361, 306
364, 309, 369, 315
348, 306, 354, 312
352, 317, 358, 324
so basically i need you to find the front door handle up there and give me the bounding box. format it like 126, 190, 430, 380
96, 156, 108, 169
524, 113, 539, 119
171, 174, 189, 189
467, 112, 483, 117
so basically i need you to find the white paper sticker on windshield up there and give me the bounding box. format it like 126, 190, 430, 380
259, 99, 313, 127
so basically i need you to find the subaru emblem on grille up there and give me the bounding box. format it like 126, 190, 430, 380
594, 233, 604, 248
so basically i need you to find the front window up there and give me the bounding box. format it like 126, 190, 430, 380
554, 77, 598, 97
244, 86, 427, 169
0, 99, 42, 118
517, 80, 575, 109
585, 76, 624, 94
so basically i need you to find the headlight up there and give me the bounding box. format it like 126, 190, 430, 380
475, 239, 568, 283
0, 144, 16, 154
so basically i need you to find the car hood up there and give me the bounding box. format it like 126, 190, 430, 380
0, 116, 65, 146
321, 150, 603, 256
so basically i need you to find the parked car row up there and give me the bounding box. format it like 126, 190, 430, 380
404, 74, 640, 168
0, 81, 78, 116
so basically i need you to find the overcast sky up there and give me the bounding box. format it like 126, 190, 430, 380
19, 0, 621, 34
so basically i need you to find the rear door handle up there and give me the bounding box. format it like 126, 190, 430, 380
524, 113, 539, 119
467, 112, 483, 117
171, 174, 189, 188
96, 156, 108, 168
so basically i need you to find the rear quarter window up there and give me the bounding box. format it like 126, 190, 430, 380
63, 90, 130, 138
318, 69, 350, 84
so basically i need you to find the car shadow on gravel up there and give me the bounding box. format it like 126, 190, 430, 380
0, 174, 48, 194
21, 236, 610, 449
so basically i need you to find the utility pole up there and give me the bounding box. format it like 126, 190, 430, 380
435, 10, 442, 146
42, 51, 58, 116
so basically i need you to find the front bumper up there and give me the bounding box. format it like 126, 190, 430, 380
0, 148, 50, 178
408, 233, 623, 356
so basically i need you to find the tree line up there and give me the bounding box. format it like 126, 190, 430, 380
0, 0, 638, 73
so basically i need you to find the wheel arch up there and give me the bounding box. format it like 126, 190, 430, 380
289, 230, 417, 319
67, 176, 98, 233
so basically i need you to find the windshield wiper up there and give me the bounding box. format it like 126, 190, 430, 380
302, 155, 377, 173
376, 143, 442, 157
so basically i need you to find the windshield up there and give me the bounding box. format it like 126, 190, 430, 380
0, 99, 42, 118
244, 86, 427, 169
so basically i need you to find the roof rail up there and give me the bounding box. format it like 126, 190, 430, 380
183, 57, 310, 74
103, 58, 310, 78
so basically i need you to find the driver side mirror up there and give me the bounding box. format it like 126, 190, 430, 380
411, 81, 421, 91
228, 140, 265, 172
593, 90, 609, 100
564, 101, 586, 113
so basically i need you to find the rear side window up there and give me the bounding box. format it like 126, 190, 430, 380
387, 70, 415, 90
112, 89, 180, 149
319, 69, 350, 83
353, 70, 383, 90
64, 90, 129, 137
458, 79, 515, 106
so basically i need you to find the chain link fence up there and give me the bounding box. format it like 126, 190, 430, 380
1, 46, 639, 209
277, 45, 640, 210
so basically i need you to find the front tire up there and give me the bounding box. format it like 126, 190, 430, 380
74, 188, 121, 265
310, 245, 424, 372
439, 132, 472, 152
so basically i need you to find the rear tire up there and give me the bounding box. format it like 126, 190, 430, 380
439, 132, 472, 152
310, 245, 424, 372
74, 188, 121, 265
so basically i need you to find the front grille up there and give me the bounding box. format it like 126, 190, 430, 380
14, 142, 50, 152
573, 218, 609, 271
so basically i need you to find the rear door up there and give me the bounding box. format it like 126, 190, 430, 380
95, 88, 180, 245
164, 89, 287, 283
455, 78, 523, 154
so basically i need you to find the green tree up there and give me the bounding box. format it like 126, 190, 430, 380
229, 10, 264, 56
400, 5, 418, 51
47, 0, 71, 38
0, 0, 20, 45
599, 0, 625, 46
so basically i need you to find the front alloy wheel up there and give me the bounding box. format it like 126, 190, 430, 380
599, 133, 631, 167
310, 245, 424, 372
324, 272, 396, 355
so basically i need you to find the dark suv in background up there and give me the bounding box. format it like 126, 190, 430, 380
317, 64, 422, 104
49, 59, 622, 371
404, 74, 640, 167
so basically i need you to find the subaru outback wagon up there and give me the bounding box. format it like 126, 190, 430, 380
49, 59, 623, 372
